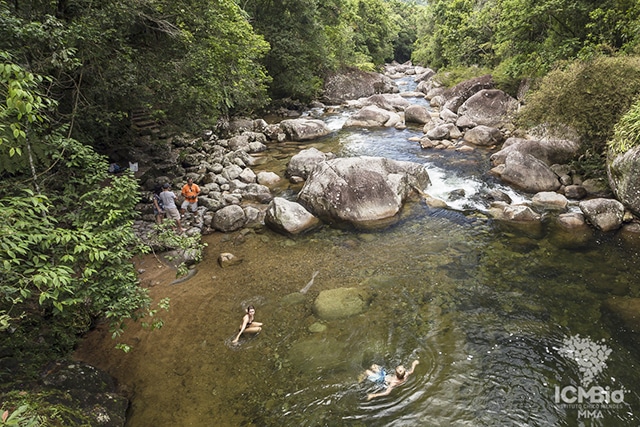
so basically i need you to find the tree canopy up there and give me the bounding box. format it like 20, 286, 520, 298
412, 0, 640, 78
0, 0, 271, 142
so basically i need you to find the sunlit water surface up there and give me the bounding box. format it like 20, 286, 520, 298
76, 77, 640, 427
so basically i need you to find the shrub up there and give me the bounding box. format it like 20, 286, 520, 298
518, 55, 640, 154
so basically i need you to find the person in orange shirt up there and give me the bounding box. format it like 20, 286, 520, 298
180, 177, 201, 215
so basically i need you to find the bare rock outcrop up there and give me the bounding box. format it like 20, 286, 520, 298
323, 69, 398, 104
457, 89, 519, 128
297, 156, 430, 229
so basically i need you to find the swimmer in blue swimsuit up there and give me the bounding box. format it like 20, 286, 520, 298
364, 360, 419, 400
365, 364, 387, 384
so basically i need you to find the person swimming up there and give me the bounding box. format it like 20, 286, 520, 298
365, 364, 387, 384
364, 360, 419, 400
232, 305, 263, 344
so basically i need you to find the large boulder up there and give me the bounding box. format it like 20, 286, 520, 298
496, 151, 561, 193
441, 74, 494, 113
265, 197, 322, 235
343, 105, 402, 128
608, 144, 640, 216
404, 104, 432, 125
313, 287, 371, 320
426, 123, 457, 140
463, 125, 504, 146
488, 202, 541, 222
323, 69, 398, 104
602, 297, 640, 333
532, 191, 568, 211
358, 93, 411, 111
41, 361, 128, 427
198, 194, 225, 211
212, 204, 246, 232
279, 119, 332, 141
579, 198, 625, 232
414, 67, 436, 82
242, 183, 273, 203
491, 137, 581, 167
221, 164, 243, 181
286, 147, 334, 180
457, 89, 519, 128
297, 156, 431, 229
256, 171, 281, 186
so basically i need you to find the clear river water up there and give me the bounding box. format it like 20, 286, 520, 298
75, 77, 640, 427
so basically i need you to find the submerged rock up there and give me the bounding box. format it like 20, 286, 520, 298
41, 361, 128, 427
602, 297, 640, 333
313, 287, 371, 320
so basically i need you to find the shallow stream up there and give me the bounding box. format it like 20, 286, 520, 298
75, 77, 640, 427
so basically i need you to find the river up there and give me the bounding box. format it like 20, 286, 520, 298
75, 76, 640, 427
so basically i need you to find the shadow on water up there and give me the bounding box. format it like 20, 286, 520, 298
75, 76, 640, 426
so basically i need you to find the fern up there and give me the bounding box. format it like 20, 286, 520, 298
609, 97, 640, 155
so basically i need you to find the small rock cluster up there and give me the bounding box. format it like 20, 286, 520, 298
129, 115, 337, 249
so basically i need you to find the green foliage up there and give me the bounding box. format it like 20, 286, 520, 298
151, 221, 207, 278
608, 97, 640, 155
0, 52, 56, 176
245, 0, 409, 101
581, 0, 640, 57
1, 62, 164, 357
388, 0, 420, 63
517, 55, 640, 180
412, 0, 495, 69
352, 0, 399, 66
518, 56, 640, 152
244, 0, 329, 101
431, 66, 494, 88
412, 0, 640, 82
1, 389, 94, 426
144, 0, 271, 127
1, 404, 41, 427
492, 0, 591, 77
0, 0, 271, 141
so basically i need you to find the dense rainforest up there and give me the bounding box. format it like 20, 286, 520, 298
2, 0, 640, 423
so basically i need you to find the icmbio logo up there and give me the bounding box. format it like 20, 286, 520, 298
554, 335, 625, 419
